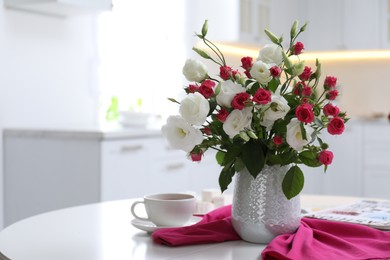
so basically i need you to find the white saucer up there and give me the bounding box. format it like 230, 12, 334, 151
131, 216, 202, 233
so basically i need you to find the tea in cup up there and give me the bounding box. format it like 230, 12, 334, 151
130, 193, 196, 226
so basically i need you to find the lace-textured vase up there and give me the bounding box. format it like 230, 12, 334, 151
231, 165, 301, 243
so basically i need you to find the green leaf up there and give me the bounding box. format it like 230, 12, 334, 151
234, 157, 245, 172
241, 140, 265, 178
223, 145, 241, 166
267, 154, 282, 165
299, 150, 322, 167
218, 165, 235, 193
273, 119, 288, 135
282, 165, 304, 200
279, 152, 298, 165
268, 78, 279, 93
216, 151, 225, 166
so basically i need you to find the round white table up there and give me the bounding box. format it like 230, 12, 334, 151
0, 195, 362, 260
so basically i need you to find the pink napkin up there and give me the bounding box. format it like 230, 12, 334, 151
152, 205, 390, 260
262, 217, 390, 260
152, 205, 240, 246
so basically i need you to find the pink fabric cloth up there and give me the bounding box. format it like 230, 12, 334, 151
152, 205, 390, 259
152, 205, 240, 246
262, 217, 390, 260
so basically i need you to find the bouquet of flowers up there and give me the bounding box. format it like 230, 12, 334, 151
162, 20, 348, 199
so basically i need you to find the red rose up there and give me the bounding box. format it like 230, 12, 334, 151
293, 42, 304, 55
198, 87, 214, 98
216, 108, 229, 122
273, 136, 283, 145
299, 66, 312, 81
324, 76, 337, 89
295, 103, 314, 123
318, 150, 334, 166
201, 79, 216, 88
187, 84, 198, 93
232, 92, 250, 110
198, 80, 215, 98
190, 150, 203, 162
293, 81, 306, 96
253, 88, 271, 105
220, 65, 232, 80
302, 86, 312, 97
270, 66, 281, 77
241, 56, 253, 70
327, 117, 345, 135
327, 89, 339, 100
323, 103, 340, 117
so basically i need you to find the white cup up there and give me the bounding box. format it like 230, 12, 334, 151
131, 193, 196, 226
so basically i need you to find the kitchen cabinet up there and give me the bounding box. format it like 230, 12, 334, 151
239, 0, 387, 50
303, 119, 390, 199
2, 128, 222, 227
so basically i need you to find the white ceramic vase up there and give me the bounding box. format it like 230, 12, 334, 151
231, 164, 301, 244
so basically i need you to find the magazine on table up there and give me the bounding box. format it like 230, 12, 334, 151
304, 200, 390, 230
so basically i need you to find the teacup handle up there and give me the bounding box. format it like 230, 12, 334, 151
131, 201, 149, 221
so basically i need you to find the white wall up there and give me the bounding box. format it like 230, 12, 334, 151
0, 2, 100, 228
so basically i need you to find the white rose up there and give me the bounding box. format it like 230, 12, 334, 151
250, 61, 272, 84
223, 107, 253, 138
216, 80, 246, 108
161, 116, 203, 152
182, 58, 208, 82
286, 118, 314, 151
260, 94, 290, 130
179, 92, 210, 126
258, 44, 283, 66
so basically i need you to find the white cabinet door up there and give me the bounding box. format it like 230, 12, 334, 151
362, 123, 390, 198
101, 138, 160, 200
302, 121, 363, 196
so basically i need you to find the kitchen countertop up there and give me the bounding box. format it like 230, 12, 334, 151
2, 125, 163, 140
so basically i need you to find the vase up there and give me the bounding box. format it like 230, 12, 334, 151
231, 164, 301, 244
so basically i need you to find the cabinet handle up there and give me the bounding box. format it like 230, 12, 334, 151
120, 145, 143, 153
165, 163, 185, 171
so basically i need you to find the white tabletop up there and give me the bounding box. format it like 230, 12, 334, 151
0, 195, 362, 260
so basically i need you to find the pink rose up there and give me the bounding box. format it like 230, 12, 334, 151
198, 80, 215, 98
187, 84, 198, 93
323, 103, 340, 117
327, 89, 339, 100
295, 103, 314, 123
293, 81, 306, 96
302, 86, 312, 97
273, 135, 283, 145
318, 150, 334, 165
220, 65, 232, 80
299, 66, 312, 81
190, 150, 203, 162
327, 117, 345, 135
216, 108, 229, 122
201, 79, 216, 88
253, 88, 271, 105
232, 92, 251, 110
241, 56, 253, 70
324, 76, 337, 89
269, 66, 281, 77
293, 42, 304, 55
